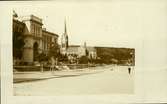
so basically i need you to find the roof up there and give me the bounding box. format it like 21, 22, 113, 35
18, 15, 43, 25
87, 47, 96, 52
69, 45, 80, 47
42, 29, 59, 37
66, 45, 97, 53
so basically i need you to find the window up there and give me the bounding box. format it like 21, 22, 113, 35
38, 28, 40, 36
33, 25, 35, 36
34, 25, 36, 36
37, 28, 39, 36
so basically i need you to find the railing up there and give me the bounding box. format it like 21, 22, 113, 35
14, 66, 41, 71
13, 64, 98, 72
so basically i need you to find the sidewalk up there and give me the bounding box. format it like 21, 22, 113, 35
13, 67, 105, 83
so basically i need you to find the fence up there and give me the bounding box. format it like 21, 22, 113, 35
13, 64, 97, 72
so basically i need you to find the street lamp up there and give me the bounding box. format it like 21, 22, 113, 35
130, 51, 134, 66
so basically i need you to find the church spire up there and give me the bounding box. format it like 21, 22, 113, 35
61, 17, 69, 50
64, 18, 67, 34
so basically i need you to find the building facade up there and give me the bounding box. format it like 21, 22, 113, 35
13, 15, 58, 65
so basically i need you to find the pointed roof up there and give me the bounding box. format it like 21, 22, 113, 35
64, 18, 67, 35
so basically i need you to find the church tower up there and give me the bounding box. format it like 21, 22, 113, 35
61, 19, 69, 54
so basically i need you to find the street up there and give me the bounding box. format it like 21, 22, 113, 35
14, 66, 134, 96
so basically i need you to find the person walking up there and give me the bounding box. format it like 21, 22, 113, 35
127, 60, 131, 74
128, 67, 131, 74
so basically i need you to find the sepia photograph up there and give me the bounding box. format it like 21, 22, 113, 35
12, 3, 135, 96
1, 0, 167, 103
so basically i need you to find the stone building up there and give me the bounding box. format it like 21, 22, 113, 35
13, 14, 58, 65
42, 28, 58, 54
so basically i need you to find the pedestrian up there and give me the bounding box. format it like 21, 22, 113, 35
128, 67, 131, 74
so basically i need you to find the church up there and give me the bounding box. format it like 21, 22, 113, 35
60, 20, 97, 63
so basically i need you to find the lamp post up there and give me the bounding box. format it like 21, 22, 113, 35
130, 51, 134, 66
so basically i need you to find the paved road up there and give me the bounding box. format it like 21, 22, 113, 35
14, 66, 134, 96
13, 66, 106, 83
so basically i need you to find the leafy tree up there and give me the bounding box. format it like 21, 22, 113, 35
60, 53, 68, 62
35, 52, 48, 62
79, 56, 89, 64
85, 49, 89, 56
13, 32, 25, 59
48, 42, 60, 59
95, 47, 134, 65
33, 42, 39, 61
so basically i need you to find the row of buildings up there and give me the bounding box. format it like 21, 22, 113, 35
13, 12, 135, 66
13, 13, 97, 65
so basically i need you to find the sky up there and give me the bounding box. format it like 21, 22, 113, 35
11, 0, 167, 48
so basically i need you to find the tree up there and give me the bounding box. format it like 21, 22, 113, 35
95, 47, 134, 65
79, 56, 89, 64
36, 52, 47, 62
61, 53, 68, 62
85, 49, 89, 56
48, 42, 60, 59
33, 42, 39, 61
13, 32, 25, 59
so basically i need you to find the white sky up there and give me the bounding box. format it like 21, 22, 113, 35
11, 0, 167, 48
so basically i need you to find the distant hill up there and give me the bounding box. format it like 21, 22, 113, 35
95, 47, 135, 65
